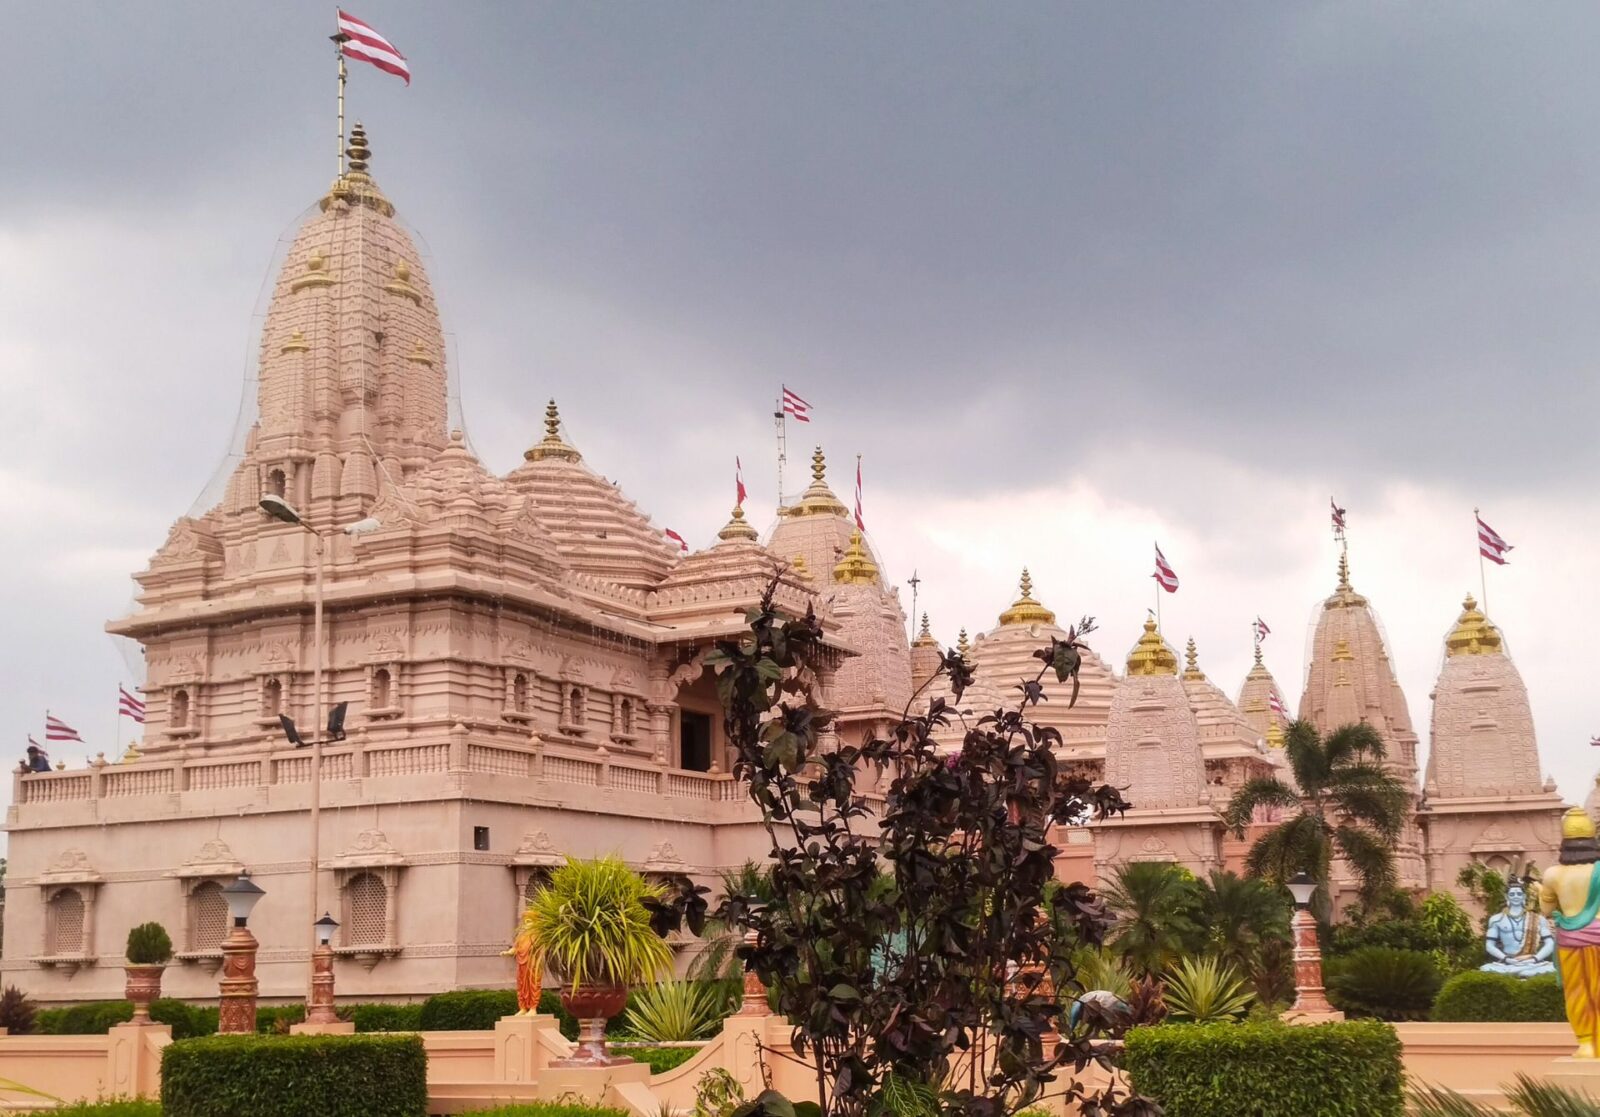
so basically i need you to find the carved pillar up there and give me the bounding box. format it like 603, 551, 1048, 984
306, 943, 338, 1024
218, 924, 259, 1034
735, 931, 772, 1016
1289, 907, 1338, 1017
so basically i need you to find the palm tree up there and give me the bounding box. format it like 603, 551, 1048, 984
1195, 870, 1290, 976
1101, 861, 1204, 979
687, 861, 775, 984
1223, 720, 1410, 913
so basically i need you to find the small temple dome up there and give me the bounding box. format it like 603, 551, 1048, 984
766, 449, 876, 586
997, 569, 1057, 627
504, 400, 681, 591
1444, 594, 1503, 658
1126, 617, 1179, 677
833, 531, 880, 585
717, 505, 759, 542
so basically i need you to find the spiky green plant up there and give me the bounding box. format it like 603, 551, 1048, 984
1101, 861, 1204, 978
1072, 947, 1134, 1001
519, 856, 674, 991
1412, 1072, 1600, 1117
1163, 955, 1255, 1023
620, 980, 725, 1041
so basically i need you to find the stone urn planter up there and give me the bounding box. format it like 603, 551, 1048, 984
551, 985, 631, 1066
124, 964, 165, 1024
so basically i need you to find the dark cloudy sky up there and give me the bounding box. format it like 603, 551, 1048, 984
2, 3, 1597, 812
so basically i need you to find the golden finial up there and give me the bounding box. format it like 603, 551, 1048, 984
998, 567, 1056, 627
1265, 720, 1285, 749
812, 447, 826, 483
1444, 592, 1503, 658
913, 613, 938, 648
791, 554, 810, 580
1182, 637, 1204, 680
291, 251, 337, 292
956, 628, 971, 658
833, 531, 880, 585
347, 122, 371, 175
1126, 616, 1178, 676
383, 258, 422, 305
1254, 641, 1264, 666
281, 330, 309, 354
1337, 550, 1351, 590
1563, 807, 1597, 841
524, 399, 581, 463
782, 447, 849, 518
717, 505, 759, 542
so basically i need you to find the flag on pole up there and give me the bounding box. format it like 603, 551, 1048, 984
1330, 498, 1347, 538
336, 10, 411, 85
1253, 617, 1271, 644
736, 458, 747, 508
781, 387, 811, 423
1591, 734, 1600, 748
854, 457, 865, 532
118, 685, 147, 724
45, 714, 83, 743
664, 528, 688, 553
1268, 688, 1287, 719
1477, 513, 1512, 566
26, 734, 47, 757
1153, 544, 1179, 593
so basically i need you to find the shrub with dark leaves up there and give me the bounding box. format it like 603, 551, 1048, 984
708, 581, 1156, 1117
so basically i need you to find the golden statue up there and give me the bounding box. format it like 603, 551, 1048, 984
1539, 808, 1600, 1057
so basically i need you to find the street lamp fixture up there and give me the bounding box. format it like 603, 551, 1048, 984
258, 494, 304, 526
306, 912, 342, 1026
218, 873, 265, 1034
1287, 872, 1316, 910
1285, 871, 1341, 1020
314, 912, 339, 947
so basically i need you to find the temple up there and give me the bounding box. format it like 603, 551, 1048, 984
1, 130, 1566, 1002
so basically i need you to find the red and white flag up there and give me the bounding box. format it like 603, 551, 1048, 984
337, 10, 411, 85
1477, 513, 1512, 566
1592, 735, 1600, 748
1253, 617, 1271, 644
1330, 498, 1347, 537
781, 387, 811, 423
1152, 544, 1179, 593
1268, 688, 1287, 719
45, 714, 82, 743
853, 457, 865, 532
735, 458, 747, 508
664, 528, 688, 553
118, 685, 146, 724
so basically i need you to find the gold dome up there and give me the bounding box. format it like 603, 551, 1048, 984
1126, 617, 1178, 677
717, 505, 759, 542
523, 400, 581, 463
997, 569, 1057, 627
780, 448, 850, 518
1444, 593, 1503, 658
832, 531, 880, 585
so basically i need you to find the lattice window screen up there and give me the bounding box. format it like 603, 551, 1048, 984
523, 869, 551, 903
346, 873, 387, 946
47, 889, 85, 955
190, 881, 229, 951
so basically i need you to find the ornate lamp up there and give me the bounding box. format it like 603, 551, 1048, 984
306, 912, 341, 1025
218, 873, 265, 1034
1286, 872, 1339, 1018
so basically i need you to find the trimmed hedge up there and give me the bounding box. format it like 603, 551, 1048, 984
1431, 970, 1565, 1022
352, 1001, 425, 1032
161, 1033, 427, 1117
624, 1044, 701, 1073
44, 1103, 162, 1117
1124, 1020, 1404, 1117
419, 988, 520, 1030
460, 1106, 628, 1117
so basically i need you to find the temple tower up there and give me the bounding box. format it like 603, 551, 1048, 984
1420, 595, 1561, 895
1299, 553, 1426, 893
1095, 619, 1223, 878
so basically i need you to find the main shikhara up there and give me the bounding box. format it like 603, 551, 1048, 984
2, 131, 1567, 1002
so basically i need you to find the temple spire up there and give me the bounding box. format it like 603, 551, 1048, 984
524, 399, 581, 463
998, 568, 1056, 627
1182, 637, 1204, 680
913, 613, 937, 647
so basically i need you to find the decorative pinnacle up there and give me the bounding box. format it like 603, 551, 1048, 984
347, 123, 371, 176
913, 612, 938, 648
1337, 550, 1351, 590
833, 531, 881, 585
1183, 637, 1203, 679
919, 613, 931, 639
1127, 616, 1178, 676
811, 447, 826, 484
717, 505, 759, 542
998, 567, 1056, 627
956, 628, 971, 658
1254, 642, 1264, 666
1019, 569, 1034, 597
523, 399, 581, 463
1445, 592, 1503, 659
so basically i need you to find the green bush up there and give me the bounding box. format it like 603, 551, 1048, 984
48, 1101, 163, 1116
1124, 1019, 1404, 1117
37, 1000, 136, 1034
459, 1105, 628, 1117
0, 984, 38, 1034
161, 1033, 427, 1117
351, 1001, 425, 1032
1432, 970, 1565, 1022
125, 922, 174, 966
254, 1003, 306, 1034
623, 1044, 702, 1073
1325, 947, 1442, 1021
419, 988, 519, 1030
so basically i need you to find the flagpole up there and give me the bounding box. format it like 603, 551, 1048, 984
333, 19, 349, 178
774, 395, 787, 510
1475, 507, 1488, 614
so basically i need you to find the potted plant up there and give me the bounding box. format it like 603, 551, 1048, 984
518, 856, 674, 1065
124, 922, 173, 1023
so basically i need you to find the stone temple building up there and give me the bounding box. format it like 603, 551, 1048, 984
2, 133, 1564, 1002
